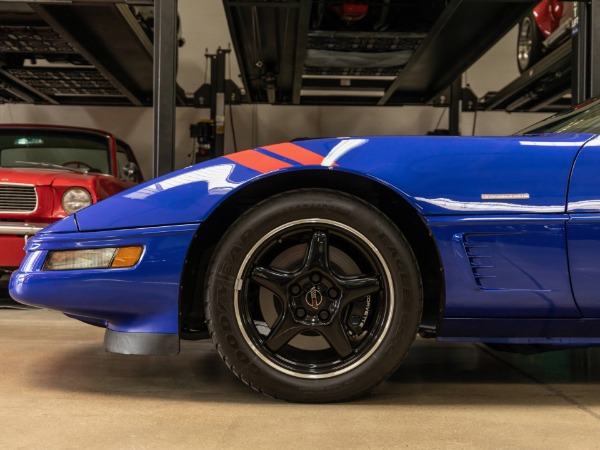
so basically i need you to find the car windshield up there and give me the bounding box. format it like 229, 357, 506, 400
0, 129, 111, 174
517, 98, 600, 135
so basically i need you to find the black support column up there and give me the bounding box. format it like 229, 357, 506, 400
591, 0, 600, 99
210, 49, 227, 158
153, 0, 178, 178
449, 77, 461, 136
573, 0, 600, 103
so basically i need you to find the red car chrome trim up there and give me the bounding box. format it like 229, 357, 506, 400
0, 222, 49, 235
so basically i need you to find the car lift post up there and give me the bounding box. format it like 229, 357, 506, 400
572, 0, 600, 103
449, 77, 461, 136
153, 0, 178, 177
191, 48, 237, 163
208, 48, 227, 159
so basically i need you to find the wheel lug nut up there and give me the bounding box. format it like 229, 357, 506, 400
296, 307, 307, 319
318, 310, 330, 321
328, 288, 339, 299
310, 273, 321, 283
349, 315, 361, 326
290, 285, 301, 295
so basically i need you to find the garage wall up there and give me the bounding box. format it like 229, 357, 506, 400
0, 0, 550, 177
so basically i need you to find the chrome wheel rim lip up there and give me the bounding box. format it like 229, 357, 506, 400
517, 17, 533, 70
234, 218, 395, 379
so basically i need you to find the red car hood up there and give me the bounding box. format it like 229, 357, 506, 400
0, 167, 98, 186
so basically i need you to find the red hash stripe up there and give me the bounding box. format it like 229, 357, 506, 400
261, 142, 326, 165
224, 150, 292, 173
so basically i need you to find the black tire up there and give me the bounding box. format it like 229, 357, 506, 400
205, 189, 422, 402
517, 12, 544, 73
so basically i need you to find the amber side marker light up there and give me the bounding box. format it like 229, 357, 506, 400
111, 246, 144, 268
43, 246, 144, 271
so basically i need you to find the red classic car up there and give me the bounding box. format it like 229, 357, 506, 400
0, 124, 142, 296
517, 0, 575, 73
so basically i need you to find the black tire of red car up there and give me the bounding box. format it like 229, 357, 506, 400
204, 189, 423, 402
517, 12, 544, 73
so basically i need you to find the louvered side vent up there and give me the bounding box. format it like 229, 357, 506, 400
0, 184, 37, 212
463, 236, 495, 288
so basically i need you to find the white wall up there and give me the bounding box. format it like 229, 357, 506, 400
0, 0, 551, 176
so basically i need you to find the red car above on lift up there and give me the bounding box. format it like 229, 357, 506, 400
0, 125, 143, 294
517, 0, 575, 73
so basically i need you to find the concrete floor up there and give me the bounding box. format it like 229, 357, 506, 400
2, 309, 600, 449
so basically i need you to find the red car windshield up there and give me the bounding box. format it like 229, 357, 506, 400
0, 129, 111, 174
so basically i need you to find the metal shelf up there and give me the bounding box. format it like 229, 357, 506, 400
224, 0, 537, 106
481, 40, 572, 113
0, 1, 185, 106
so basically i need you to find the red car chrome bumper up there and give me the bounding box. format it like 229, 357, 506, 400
0, 222, 49, 268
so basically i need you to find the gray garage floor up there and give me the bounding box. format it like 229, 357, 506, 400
2, 308, 600, 449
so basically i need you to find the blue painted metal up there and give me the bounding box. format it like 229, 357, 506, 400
428, 215, 579, 318
567, 135, 600, 213
11, 129, 600, 344
566, 216, 600, 316
73, 134, 590, 232
566, 135, 600, 317
10, 224, 197, 334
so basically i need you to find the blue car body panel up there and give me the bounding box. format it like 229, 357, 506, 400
72, 134, 590, 233
10, 132, 600, 346
427, 214, 578, 318
11, 224, 197, 334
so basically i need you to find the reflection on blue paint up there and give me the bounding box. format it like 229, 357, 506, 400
124, 164, 241, 200
321, 138, 368, 166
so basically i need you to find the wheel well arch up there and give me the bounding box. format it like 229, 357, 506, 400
179, 169, 444, 334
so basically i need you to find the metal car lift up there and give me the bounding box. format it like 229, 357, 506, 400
482, 0, 600, 112
0, 1, 186, 107
4, 1, 600, 176
223, 0, 537, 107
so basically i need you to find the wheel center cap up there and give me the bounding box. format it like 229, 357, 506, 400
305, 286, 323, 310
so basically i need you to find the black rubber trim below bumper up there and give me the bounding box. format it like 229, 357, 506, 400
104, 329, 180, 356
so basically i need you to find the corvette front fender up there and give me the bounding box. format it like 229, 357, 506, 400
65, 134, 589, 233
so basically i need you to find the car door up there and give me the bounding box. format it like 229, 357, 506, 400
567, 135, 600, 316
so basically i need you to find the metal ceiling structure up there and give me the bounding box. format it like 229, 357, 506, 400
223, 0, 538, 107
0, 0, 186, 107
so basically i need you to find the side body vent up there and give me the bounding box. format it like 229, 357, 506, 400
463, 237, 495, 288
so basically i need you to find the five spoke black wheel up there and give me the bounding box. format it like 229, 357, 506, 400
205, 189, 422, 402
249, 229, 381, 362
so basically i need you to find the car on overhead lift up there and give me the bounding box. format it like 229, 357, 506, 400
0, 124, 142, 300
517, 0, 575, 73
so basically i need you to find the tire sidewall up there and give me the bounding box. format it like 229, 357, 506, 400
205, 190, 422, 402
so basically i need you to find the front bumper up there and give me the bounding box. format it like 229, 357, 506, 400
0, 221, 49, 235
10, 223, 199, 352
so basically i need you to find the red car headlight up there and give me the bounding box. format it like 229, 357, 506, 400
62, 187, 92, 214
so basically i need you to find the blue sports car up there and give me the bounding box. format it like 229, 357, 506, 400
10, 99, 600, 402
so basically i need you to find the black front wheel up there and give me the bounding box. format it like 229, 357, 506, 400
205, 189, 422, 402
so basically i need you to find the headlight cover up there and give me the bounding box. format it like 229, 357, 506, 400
43, 246, 143, 271
62, 187, 92, 214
